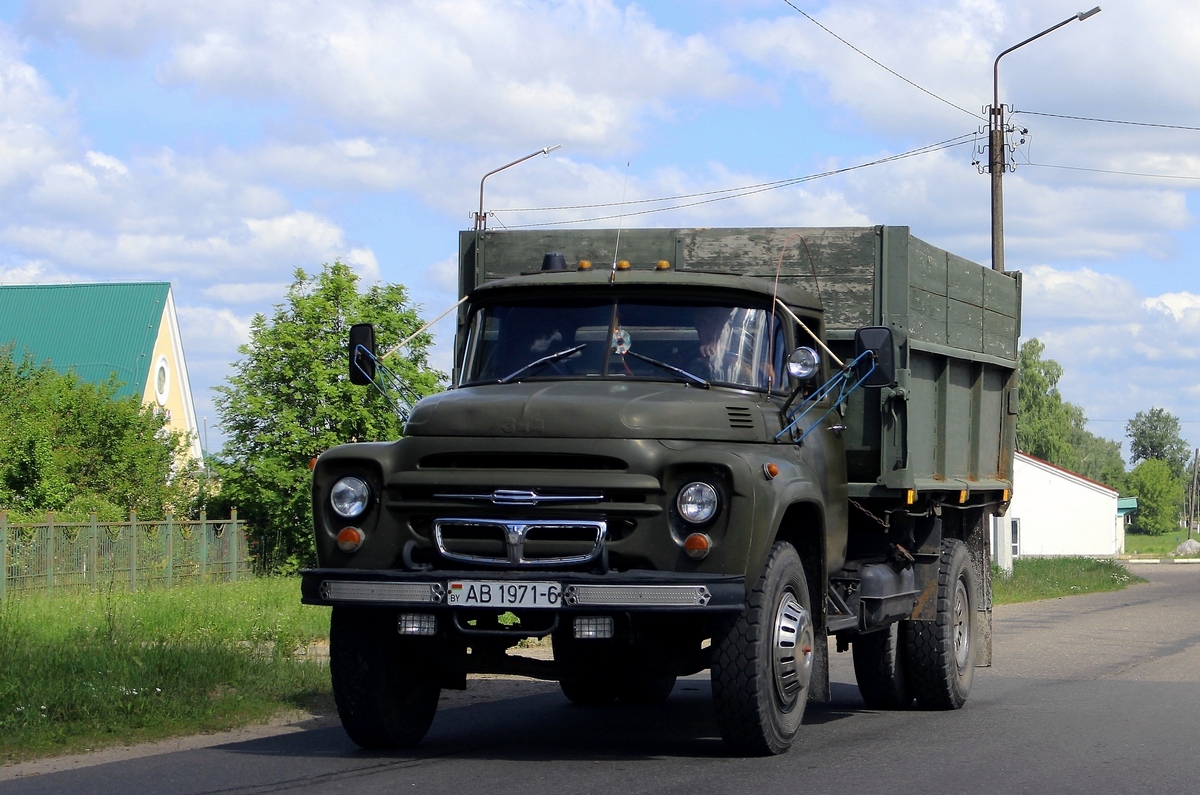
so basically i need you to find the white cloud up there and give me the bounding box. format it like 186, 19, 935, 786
1023, 266, 1200, 447
29, 0, 747, 151
201, 282, 289, 304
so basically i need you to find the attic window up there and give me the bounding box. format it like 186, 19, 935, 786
155, 356, 170, 407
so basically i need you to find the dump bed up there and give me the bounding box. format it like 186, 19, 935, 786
459, 226, 1020, 499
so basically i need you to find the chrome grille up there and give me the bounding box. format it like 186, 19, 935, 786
434, 518, 606, 566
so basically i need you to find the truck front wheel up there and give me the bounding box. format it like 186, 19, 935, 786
711, 541, 815, 756
905, 538, 976, 709
329, 607, 441, 749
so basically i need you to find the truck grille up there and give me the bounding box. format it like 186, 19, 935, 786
433, 518, 606, 567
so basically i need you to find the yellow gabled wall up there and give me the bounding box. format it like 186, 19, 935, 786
139, 288, 203, 462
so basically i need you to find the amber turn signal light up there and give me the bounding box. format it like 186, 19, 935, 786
684, 533, 712, 560
336, 527, 364, 553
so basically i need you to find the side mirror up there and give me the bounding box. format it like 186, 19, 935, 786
853, 326, 895, 387
349, 323, 377, 385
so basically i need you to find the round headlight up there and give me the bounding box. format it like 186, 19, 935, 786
331, 476, 371, 518
677, 481, 719, 525
787, 347, 821, 380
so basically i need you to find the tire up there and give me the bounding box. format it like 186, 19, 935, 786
906, 539, 977, 709
329, 607, 441, 749
558, 678, 617, 705
552, 630, 617, 705
616, 674, 677, 705
711, 542, 816, 756
852, 621, 913, 709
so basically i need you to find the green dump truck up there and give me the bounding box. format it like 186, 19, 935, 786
300, 225, 1020, 756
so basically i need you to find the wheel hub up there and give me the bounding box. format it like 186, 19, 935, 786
952, 577, 971, 669
772, 592, 814, 707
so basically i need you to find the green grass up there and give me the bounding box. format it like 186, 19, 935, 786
0, 578, 332, 763
1123, 532, 1199, 557
992, 557, 1146, 605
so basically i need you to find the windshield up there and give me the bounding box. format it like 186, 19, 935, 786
462, 297, 787, 392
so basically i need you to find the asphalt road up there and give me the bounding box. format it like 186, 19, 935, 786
3, 562, 1198, 795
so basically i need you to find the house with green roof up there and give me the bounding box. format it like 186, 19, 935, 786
0, 282, 202, 462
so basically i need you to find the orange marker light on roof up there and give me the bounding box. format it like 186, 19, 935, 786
656, 259, 671, 270
617, 259, 631, 270
578, 259, 593, 270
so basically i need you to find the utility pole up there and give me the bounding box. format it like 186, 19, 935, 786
988, 7, 1101, 272
1190, 448, 1199, 540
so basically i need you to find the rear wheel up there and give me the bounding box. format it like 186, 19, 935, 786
329, 608, 441, 749
711, 542, 815, 756
906, 539, 977, 709
852, 621, 913, 709
558, 678, 617, 705
553, 630, 616, 705
617, 674, 677, 705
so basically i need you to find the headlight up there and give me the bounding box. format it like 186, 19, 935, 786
677, 481, 719, 525
331, 476, 371, 518
787, 347, 820, 379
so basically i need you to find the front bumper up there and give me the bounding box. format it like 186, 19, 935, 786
300, 568, 747, 613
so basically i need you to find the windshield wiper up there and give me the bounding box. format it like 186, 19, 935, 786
624, 350, 710, 388
499, 344, 587, 384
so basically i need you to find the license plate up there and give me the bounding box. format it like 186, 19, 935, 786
446, 580, 562, 609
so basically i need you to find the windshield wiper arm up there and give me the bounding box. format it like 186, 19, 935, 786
499, 343, 587, 384
624, 350, 710, 388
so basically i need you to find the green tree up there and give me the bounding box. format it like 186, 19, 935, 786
1017, 339, 1079, 468
211, 262, 442, 572
1016, 339, 1127, 492
1067, 426, 1128, 494
1126, 458, 1185, 536
0, 348, 200, 521
1126, 407, 1189, 478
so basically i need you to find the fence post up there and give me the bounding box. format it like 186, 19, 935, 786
199, 511, 208, 581
230, 508, 239, 582
1, 510, 7, 601
46, 511, 55, 590
89, 512, 98, 590
165, 513, 174, 588
129, 509, 138, 592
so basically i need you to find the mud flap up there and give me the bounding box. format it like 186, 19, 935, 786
809, 631, 830, 703
964, 507, 994, 667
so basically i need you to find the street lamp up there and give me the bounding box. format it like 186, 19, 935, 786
989, 6, 1101, 272
474, 145, 563, 232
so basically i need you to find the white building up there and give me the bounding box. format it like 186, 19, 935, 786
992, 452, 1122, 569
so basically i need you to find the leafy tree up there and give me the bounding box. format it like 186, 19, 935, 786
1126, 407, 1189, 478
0, 348, 200, 522
1068, 426, 1128, 494
1017, 339, 1126, 490
1126, 458, 1185, 536
1017, 339, 1079, 468
211, 262, 443, 573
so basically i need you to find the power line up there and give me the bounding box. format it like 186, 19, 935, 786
780, 0, 984, 122
1014, 110, 1200, 132
1024, 162, 1200, 182
498, 134, 976, 227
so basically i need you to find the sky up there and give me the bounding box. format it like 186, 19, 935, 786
1, 0, 1199, 462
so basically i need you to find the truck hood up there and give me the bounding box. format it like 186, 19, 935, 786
405, 381, 775, 442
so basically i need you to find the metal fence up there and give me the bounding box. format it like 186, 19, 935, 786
0, 510, 249, 599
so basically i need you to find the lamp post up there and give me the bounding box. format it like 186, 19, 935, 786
989, 7, 1100, 272
474, 144, 563, 232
